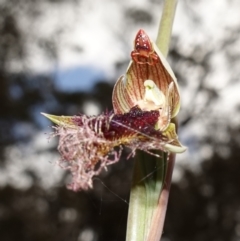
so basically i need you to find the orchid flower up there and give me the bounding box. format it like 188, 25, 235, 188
42, 29, 186, 191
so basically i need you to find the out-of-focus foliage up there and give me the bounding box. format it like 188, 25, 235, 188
165, 136, 240, 241
0, 0, 240, 240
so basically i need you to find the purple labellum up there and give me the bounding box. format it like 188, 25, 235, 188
53, 106, 168, 191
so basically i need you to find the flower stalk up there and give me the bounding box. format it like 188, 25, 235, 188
156, 0, 178, 57
126, 1, 179, 241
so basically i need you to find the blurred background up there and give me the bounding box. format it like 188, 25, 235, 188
0, 0, 240, 240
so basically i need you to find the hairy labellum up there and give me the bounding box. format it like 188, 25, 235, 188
55, 106, 169, 191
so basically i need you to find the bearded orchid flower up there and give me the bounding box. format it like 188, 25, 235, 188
42, 29, 186, 191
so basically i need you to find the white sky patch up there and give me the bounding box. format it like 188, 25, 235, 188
8, 0, 162, 77
174, 0, 240, 46
217, 82, 240, 117
205, 52, 230, 90
1, 132, 65, 190
82, 100, 101, 116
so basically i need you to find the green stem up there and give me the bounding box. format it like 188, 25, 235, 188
126, 151, 166, 241
126, 1, 178, 241
146, 153, 175, 241
156, 0, 178, 57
